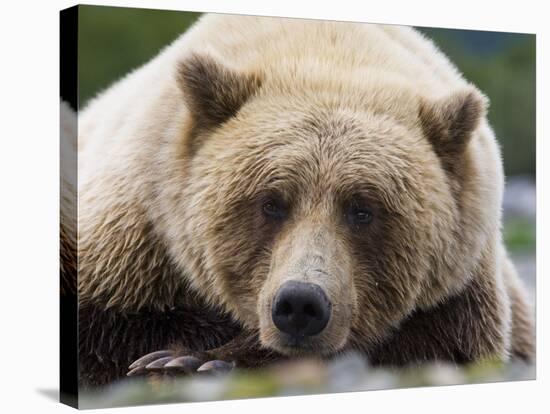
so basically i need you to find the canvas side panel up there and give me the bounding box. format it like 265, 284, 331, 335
60, 4, 78, 409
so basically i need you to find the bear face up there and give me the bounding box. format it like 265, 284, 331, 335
159, 53, 490, 358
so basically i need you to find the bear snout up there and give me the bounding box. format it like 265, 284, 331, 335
271, 281, 332, 339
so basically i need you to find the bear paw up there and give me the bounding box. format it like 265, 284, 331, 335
126, 350, 235, 377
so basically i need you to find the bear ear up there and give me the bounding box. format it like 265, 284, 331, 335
419, 88, 488, 173
177, 53, 262, 132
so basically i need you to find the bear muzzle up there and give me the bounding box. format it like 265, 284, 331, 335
271, 281, 332, 340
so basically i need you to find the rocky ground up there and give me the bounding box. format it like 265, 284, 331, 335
79, 353, 535, 409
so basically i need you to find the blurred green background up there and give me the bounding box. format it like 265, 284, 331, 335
78, 6, 201, 104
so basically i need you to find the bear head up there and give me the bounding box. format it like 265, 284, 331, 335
162, 53, 494, 357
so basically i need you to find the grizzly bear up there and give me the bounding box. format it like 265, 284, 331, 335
76, 14, 535, 387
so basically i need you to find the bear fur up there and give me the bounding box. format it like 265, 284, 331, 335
60, 101, 77, 297
77, 14, 535, 387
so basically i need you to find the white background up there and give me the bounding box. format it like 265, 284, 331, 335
0, 0, 547, 412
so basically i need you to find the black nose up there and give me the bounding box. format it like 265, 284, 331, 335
271, 281, 331, 337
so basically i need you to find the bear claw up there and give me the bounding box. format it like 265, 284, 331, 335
164, 356, 203, 374
145, 356, 175, 370
127, 351, 235, 377
128, 350, 174, 370
126, 366, 148, 377
197, 360, 235, 374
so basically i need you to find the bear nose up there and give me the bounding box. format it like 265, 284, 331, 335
271, 281, 332, 337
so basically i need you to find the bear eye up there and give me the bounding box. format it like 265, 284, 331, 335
262, 197, 287, 220
345, 199, 374, 228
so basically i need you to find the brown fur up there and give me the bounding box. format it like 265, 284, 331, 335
77, 15, 534, 387
419, 89, 487, 178
177, 54, 262, 140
